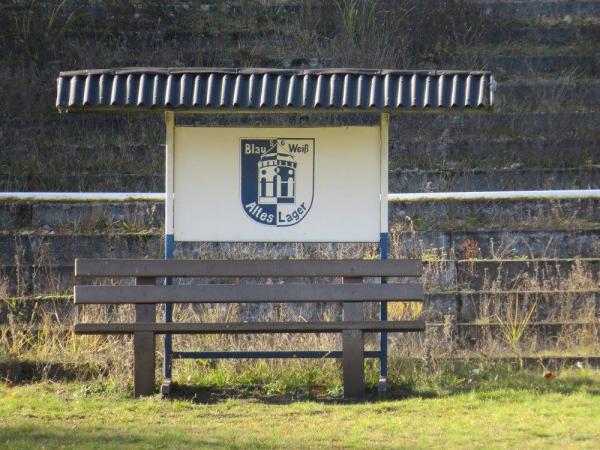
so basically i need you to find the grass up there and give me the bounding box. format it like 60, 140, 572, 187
1, 368, 600, 449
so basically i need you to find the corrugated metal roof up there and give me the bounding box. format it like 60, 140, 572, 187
56, 68, 494, 112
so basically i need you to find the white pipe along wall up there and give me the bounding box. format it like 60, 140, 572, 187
0, 190, 599, 203
387, 190, 600, 202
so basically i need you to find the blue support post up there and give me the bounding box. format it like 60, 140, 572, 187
163, 233, 174, 379
163, 111, 175, 387
379, 232, 389, 380
379, 112, 390, 391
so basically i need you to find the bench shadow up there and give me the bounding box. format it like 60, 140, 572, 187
166, 372, 600, 404
0, 358, 101, 384
166, 382, 439, 404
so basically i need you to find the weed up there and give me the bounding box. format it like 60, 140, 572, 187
496, 295, 538, 368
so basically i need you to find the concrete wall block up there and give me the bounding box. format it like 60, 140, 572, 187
497, 80, 600, 109
0, 202, 164, 232
423, 260, 457, 291
391, 200, 600, 229
390, 112, 600, 141
424, 316, 459, 356
459, 291, 599, 322
486, 25, 600, 47
31, 202, 164, 231
450, 230, 600, 259
490, 54, 599, 77
456, 322, 600, 352
0, 265, 74, 296
479, 0, 600, 18
390, 137, 599, 167
455, 259, 600, 290
390, 167, 600, 192
0, 234, 163, 266
422, 293, 459, 321
394, 201, 600, 230
0, 173, 165, 193
394, 229, 600, 259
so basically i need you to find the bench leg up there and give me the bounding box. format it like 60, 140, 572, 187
343, 277, 364, 399
134, 277, 156, 397
342, 327, 364, 399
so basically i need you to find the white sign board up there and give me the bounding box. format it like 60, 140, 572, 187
173, 126, 381, 242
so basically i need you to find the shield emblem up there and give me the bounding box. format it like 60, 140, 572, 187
241, 137, 314, 227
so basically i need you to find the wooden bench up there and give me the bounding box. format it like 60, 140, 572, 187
74, 258, 424, 399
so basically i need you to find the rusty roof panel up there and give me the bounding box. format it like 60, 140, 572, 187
56, 68, 494, 112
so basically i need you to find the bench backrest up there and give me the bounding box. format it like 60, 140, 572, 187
75, 258, 422, 278
74, 258, 423, 306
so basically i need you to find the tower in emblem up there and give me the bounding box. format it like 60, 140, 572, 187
241, 137, 314, 227
257, 144, 296, 205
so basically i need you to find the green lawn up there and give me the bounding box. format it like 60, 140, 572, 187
1, 372, 600, 449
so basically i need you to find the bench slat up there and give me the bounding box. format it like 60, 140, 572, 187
74, 283, 423, 304
75, 259, 422, 278
74, 320, 426, 334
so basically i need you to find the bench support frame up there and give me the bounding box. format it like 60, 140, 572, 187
158, 111, 393, 399
163, 111, 175, 391
134, 276, 156, 397
342, 276, 365, 398
75, 259, 423, 399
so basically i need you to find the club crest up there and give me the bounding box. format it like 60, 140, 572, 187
241, 138, 314, 226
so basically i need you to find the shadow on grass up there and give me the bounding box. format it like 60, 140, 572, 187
0, 358, 101, 384
167, 381, 448, 404
168, 383, 350, 404
166, 368, 600, 404
0, 424, 227, 449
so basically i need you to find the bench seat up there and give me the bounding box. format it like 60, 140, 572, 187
75, 320, 425, 334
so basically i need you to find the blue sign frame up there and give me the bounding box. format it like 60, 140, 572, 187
162, 112, 391, 388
